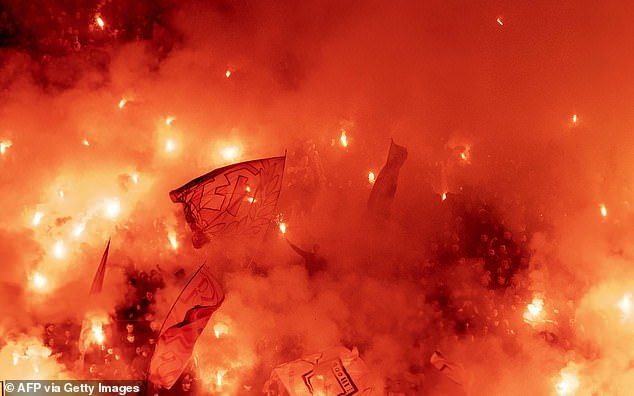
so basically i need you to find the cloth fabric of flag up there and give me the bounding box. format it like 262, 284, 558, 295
148, 265, 225, 388
367, 140, 407, 218
89, 238, 110, 295
170, 156, 285, 248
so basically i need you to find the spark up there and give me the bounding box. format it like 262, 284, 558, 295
225, 70, 231, 78
32, 272, 47, 290
497, 17, 504, 26
32, 211, 44, 227
165, 139, 176, 153
82, 139, 90, 146
618, 293, 632, 319
118, 98, 127, 109
104, 198, 121, 219
600, 204, 607, 218
96, 16, 105, 29
279, 222, 287, 234
368, 171, 376, 184
0, 139, 13, 155
213, 323, 229, 338
168, 231, 178, 250
165, 116, 175, 126
221, 145, 240, 161
340, 130, 348, 147
53, 240, 65, 259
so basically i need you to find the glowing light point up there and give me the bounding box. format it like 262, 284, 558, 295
73, 223, 86, 238
217, 370, 226, 387
340, 130, 348, 148
368, 171, 376, 184
600, 204, 607, 218
118, 98, 128, 109
82, 139, 90, 146
105, 198, 121, 219
165, 139, 176, 153
572, 114, 577, 124
221, 145, 240, 161
58, 189, 65, 199
618, 292, 632, 319
53, 240, 65, 259
279, 222, 287, 234
555, 371, 580, 396
225, 70, 232, 78
497, 17, 504, 26
442, 192, 447, 201
32, 211, 44, 227
165, 116, 175, 126
168, 231, 178, 250
92, 323, 104, 345
32, 272, 47, 290
96, 16, 105, 29
213, 322, 229, 338
131, 173, 139, 184
247, 197, 255, 203
0, 139, 13, 155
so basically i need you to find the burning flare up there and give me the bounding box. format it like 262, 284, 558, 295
53, 240, 65, 259
555, 369, 580, 395
340, 130, 348, 147
95, 15, 105, 29
0, 139, 13, 155
368, 171, 376, 184
618, 292, 632, 320
523, 295, 544, 326
221, 145, 240, 161
279, 222, 287, 234
32, 211, 44, 227
213, 322, 229, 338
32, 272, 48, 290
118, 98, 128, 109
600, 204, 607, 218
168, 231, 178, 250
497, 17, 504, 26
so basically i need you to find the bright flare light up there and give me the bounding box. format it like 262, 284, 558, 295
497, 17, 504, 26
32, 211, 44, 226
73, 222, 86, 238
32, 272, 47, 290
279, 222, 287, 234
555, 370, 580, 395
217, 370, 226, 387
368, 171, 376, 184
165, 139, 176, 153
118, 98, 127, 109
0, 139, 13, 155
572, 114, 577, 124
96, 16, 105, 29
131, 173, 139, 184
340, 130, 348, 147
221, 145, 240, 161
213, 323, 229, 338
165, 116, 175, 126
600, 204, 607, 218
92, 323, 104, 345
523, 296, 544, 325
82, 139, 90, 146
53, 240, 65, 259
618, 293, 632, 320
104, 198, 121, 219
442, 192, 447, 201
225, 70, 231, 78
168, 231, 178, 250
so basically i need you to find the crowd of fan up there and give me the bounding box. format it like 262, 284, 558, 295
0, 0, 174, 60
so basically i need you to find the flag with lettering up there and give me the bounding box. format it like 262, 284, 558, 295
89, 238, 110, 295
368, 140, 408, 218
265, 346, 373, 396
170, 156, 285, 248
148, 265, 225, 388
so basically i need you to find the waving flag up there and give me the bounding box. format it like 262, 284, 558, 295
430, 350, 469, 387
170, 156, 285, 248
265, 346, 373, 396
149, 264, 225, 388
368, 140, 408, 218
89, 238, 110, 295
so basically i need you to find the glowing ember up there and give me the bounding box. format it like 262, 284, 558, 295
600, 204, 607, 218
555, 370, 580, 395
221, 145, 240, 161
279, 222, 287, 234
82, 138, 90, 146
165, 116, 175, 126
497, 17, 504, 26
165, 138, 176, 153
32, 211, 44, 226
225, 70, 232, 78
32, 272, 47, 290
572, 114, 577, 124
53, 240, 65, 259
618, 293, 632, 319
104, 198, 121, 219
168, 231, 178, 250
213, 322, 229, 338
118, 98, 128, 109
442, 192, 447, 201
96, 16, 105, 29
368, 171, 376, 184
0, 139, 13, 155
340, 130, 348, 147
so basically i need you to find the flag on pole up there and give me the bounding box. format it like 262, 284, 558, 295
265, 346, 373, 396
430, 350, 468, 387
148, 264, 225, 389
89, 238, 110, 295
170, 156, 285, 248
368, 140, 407, 218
